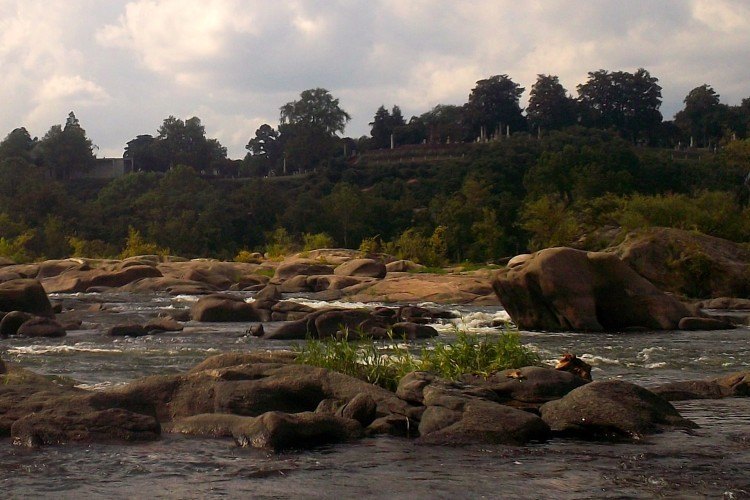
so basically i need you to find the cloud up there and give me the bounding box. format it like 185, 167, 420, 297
0, 0, 748, 158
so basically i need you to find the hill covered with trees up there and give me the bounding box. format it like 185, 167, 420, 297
0, 68, 748, 263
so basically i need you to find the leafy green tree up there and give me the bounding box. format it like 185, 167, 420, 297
36, 112, 95, 180
420, 105, 470, 143
124, 134, 168, 172
244, 124, 282, 176
465, 75, 526, 138
527, 75, 577, 132
577, 68, 662, 143
280, 88, 351, 135
155, 116, 227, 171
322, 183, 368, 247
0, 127, 36, 162
674, 84, 730, 147
370, 105, 406, 149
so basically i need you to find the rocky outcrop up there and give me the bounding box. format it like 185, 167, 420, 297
334, 259, 387, 279
42, 265, 163, 293
11, 407, 160, 447
539, 380, 697, 438
493, 247, 691, 331
190, 294, 260, 322
0, 279, 54, 317
610, 227, 750, 299
649, 371, 750, 401
0, 352, 704, 451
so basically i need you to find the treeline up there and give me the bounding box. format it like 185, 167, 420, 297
0, 123, 748, 264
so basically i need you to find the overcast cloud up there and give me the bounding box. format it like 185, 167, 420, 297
1, 0, 748, 158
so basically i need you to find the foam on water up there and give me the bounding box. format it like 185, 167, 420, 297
7, 344, 123, 356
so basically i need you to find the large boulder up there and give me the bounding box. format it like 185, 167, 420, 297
0, 311, 34, 337
11, 407, 160, 447
17, 317, 66, 338
273, 259, 335, 282
0, 279, 54, 317
461, 366, 589, 407
42, 265, 163, 293
233, 411, 362, 452
334, 259, 387, 279
190, 294, 260, 322
493, 247, 691, 331
406, 375, 550, 445
611, 227, 750, 299
649, 371, 750, 401
539, 380, 697, 438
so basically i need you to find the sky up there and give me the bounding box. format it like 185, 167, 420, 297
1, 0, 749, 159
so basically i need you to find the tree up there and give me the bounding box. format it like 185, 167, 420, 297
465, 75, 526, 139
420, 105, 470, 143
280, 88, 350, 136
279, 88, 351, 171
124, 134, 168, 172
0, 127, 36, 162
526, 75, 577, 132
36, 112, 95, 180
369, 105, 406, 149
674, 84, 729, 147
155, 116, 227, 171
577, 69, 663, 143
244, 124, 282, 176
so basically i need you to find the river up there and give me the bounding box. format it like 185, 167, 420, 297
1, 291, 749, 498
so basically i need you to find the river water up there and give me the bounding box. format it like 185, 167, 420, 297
1, 291, 749, 498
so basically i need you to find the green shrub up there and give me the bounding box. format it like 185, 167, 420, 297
234, 249, 261, 263
295, 328, 539, 391
302, 232, 335, 251
265, 227, 297, 258
120, 226, 169, 259
68, 237, 118, 259
0, 231, 34, 263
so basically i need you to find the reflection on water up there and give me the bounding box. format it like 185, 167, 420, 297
1, 291, 749, 498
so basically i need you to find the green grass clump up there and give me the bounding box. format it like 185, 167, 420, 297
294, 328, 539, 391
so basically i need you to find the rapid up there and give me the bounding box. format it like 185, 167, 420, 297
1, 290, 749, 498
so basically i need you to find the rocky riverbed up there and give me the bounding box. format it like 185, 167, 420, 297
1, 241, 750, 496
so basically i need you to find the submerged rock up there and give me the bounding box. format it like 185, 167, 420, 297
539, 380, 697, 439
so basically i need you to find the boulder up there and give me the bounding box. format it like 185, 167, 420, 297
17, 317, 66, 338
0, 357, 5, 374
191, 294, 260, 322
11, 407, 160, 447
413, 377, 550, 445
611, 227, 750, 299
43, 265, 163, 293
385, 260, 425, 273
306, 275, 368, 291
677, 316, 735, 330
277, 275, 312, 293
390, 322, 439, 339
0, 279, 54, 317
346, 274, 495, 304
302, 249, 361, 265
334, 259, 387, 279
0, 311, 34, 337
273, 259, 335, 282
461, 366, 589, 406
108, 324, 149, 337
338, 393, 377, 427
233, 411, 362, 452
539, 380, 697, 438
144, 317, 184, 332
493, 247, 691, 331
698, 297, 750, 310
650, 371, 750, 401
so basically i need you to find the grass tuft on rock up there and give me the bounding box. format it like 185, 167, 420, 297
294, 328, 539, 391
